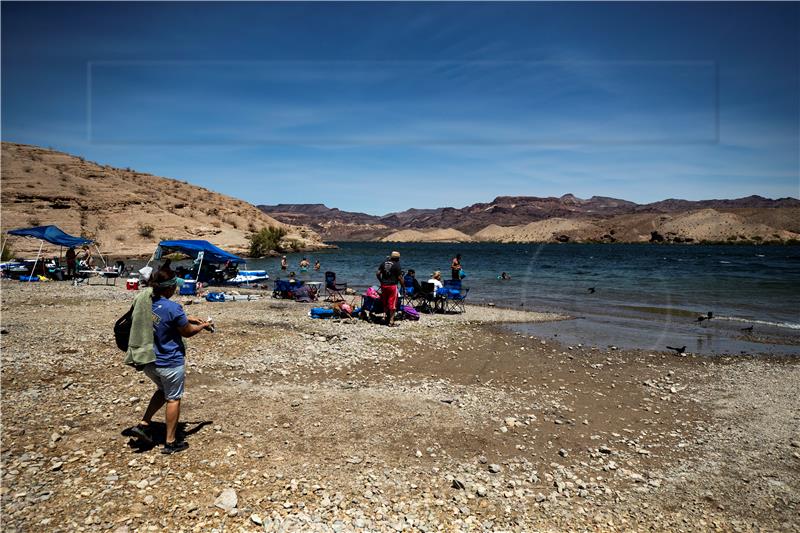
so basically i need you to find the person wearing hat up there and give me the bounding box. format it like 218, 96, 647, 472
377, 250, 403, 326
128, 260, 212, 454
280, 255, 288, 271
427, 270, 444, 293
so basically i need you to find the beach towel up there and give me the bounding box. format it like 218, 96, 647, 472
123, 288, 156, 368
309, 307, 335, 319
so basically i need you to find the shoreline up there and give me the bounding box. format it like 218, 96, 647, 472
1, 281, 798, 531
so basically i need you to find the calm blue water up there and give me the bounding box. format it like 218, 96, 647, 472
158, 243, 800, 355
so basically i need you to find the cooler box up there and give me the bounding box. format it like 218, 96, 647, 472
179, 280, 197, 295
126, 278, 140, 290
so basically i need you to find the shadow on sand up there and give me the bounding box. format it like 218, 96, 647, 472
121, 420, 213, 453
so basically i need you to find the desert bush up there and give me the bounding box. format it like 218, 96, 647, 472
248, 221, 257, 233
27, 217, 41, 226
138, 224, 155, 238
23, 165, 33, 173
76, 184, 89, 196
115, 234, 126, 242
248, 226, 287, 257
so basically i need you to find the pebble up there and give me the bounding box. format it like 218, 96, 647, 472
214, 488, 238, 513
488, 464, 501, 473
250, 514, 263, 525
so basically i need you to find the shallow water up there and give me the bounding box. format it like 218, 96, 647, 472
148, 242, 800, 355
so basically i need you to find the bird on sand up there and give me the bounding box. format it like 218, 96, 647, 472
696, 311, 713, 322
587, 287, 596, 294
666, 345, 687, 355
740, 325, 754, 333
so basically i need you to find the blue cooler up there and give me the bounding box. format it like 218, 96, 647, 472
179, 279, 197, 295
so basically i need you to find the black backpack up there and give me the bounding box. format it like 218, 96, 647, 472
114, 305, 134, 352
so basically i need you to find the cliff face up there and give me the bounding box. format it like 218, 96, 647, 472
1, 143, 326, 257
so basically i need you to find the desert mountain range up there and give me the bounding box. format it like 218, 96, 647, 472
1, 143, 325, 257
2, 142, 797, 256
260, 195, 800, 244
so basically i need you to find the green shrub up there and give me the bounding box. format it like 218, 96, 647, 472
248, 226, 287, 257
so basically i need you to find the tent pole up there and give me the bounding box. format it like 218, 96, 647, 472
94, 244, 107, 268
0, 236, 7, 262
196, 253, 204, 282
30, 240, 44, 280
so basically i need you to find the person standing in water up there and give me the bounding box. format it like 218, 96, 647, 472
314, 259, 321, 271
280, 256, 288, 271
451, 254, 462, 280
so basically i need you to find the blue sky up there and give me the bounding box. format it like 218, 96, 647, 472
2, 2, 798, 214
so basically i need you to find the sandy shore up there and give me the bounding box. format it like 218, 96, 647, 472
1, 280, 798, 532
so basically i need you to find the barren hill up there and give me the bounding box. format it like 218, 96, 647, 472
473, 218, 605, 243
1, 143, 325, 258
380, 228, 473, 243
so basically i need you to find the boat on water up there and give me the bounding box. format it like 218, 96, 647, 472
225, 270, 269, 285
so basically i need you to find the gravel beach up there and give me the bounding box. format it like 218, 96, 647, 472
1, 280, 798, 532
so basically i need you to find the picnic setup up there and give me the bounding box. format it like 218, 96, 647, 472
271, 268, 469, 324
1, 225, 121, 284
1, 227, 470, 325
139, 240, 268, 297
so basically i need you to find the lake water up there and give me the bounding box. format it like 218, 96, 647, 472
162, 242, 800, 356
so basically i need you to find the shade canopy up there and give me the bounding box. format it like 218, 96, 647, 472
157, 240, 245, 264
7, 225, 93, 248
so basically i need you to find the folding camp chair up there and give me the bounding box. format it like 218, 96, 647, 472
442, 279, 469, 314
273, 279, 304, 299
324, 271, 347, 302
402, 274, 424, 308
418, 281, 438, 314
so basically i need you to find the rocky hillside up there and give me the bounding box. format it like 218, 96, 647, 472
260, 196, 800, 244
1, 143, 326, 258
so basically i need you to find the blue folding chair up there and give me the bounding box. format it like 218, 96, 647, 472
441, 279, 469, 313
324, 271, 348, 301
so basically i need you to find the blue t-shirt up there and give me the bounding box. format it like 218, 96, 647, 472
151, 296, 188, 367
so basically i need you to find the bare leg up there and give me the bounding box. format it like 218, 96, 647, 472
141, 389, 165, 425
165, 399, 181, 444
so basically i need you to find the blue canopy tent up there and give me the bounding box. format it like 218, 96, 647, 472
4, 225, 96, 281
152, 240, 245, 285
155, 240, 244, 264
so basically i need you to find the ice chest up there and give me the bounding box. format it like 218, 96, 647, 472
179, 280, 197, 295
126, 278, 140, 290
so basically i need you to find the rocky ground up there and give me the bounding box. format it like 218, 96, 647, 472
1, 280, 798, 532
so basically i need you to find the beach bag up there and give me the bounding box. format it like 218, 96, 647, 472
402, 305, 420, 321
113, 305, 134, 352
365, 287, 379, 299
309, 307, 335, 319
205, 292, 226, 302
